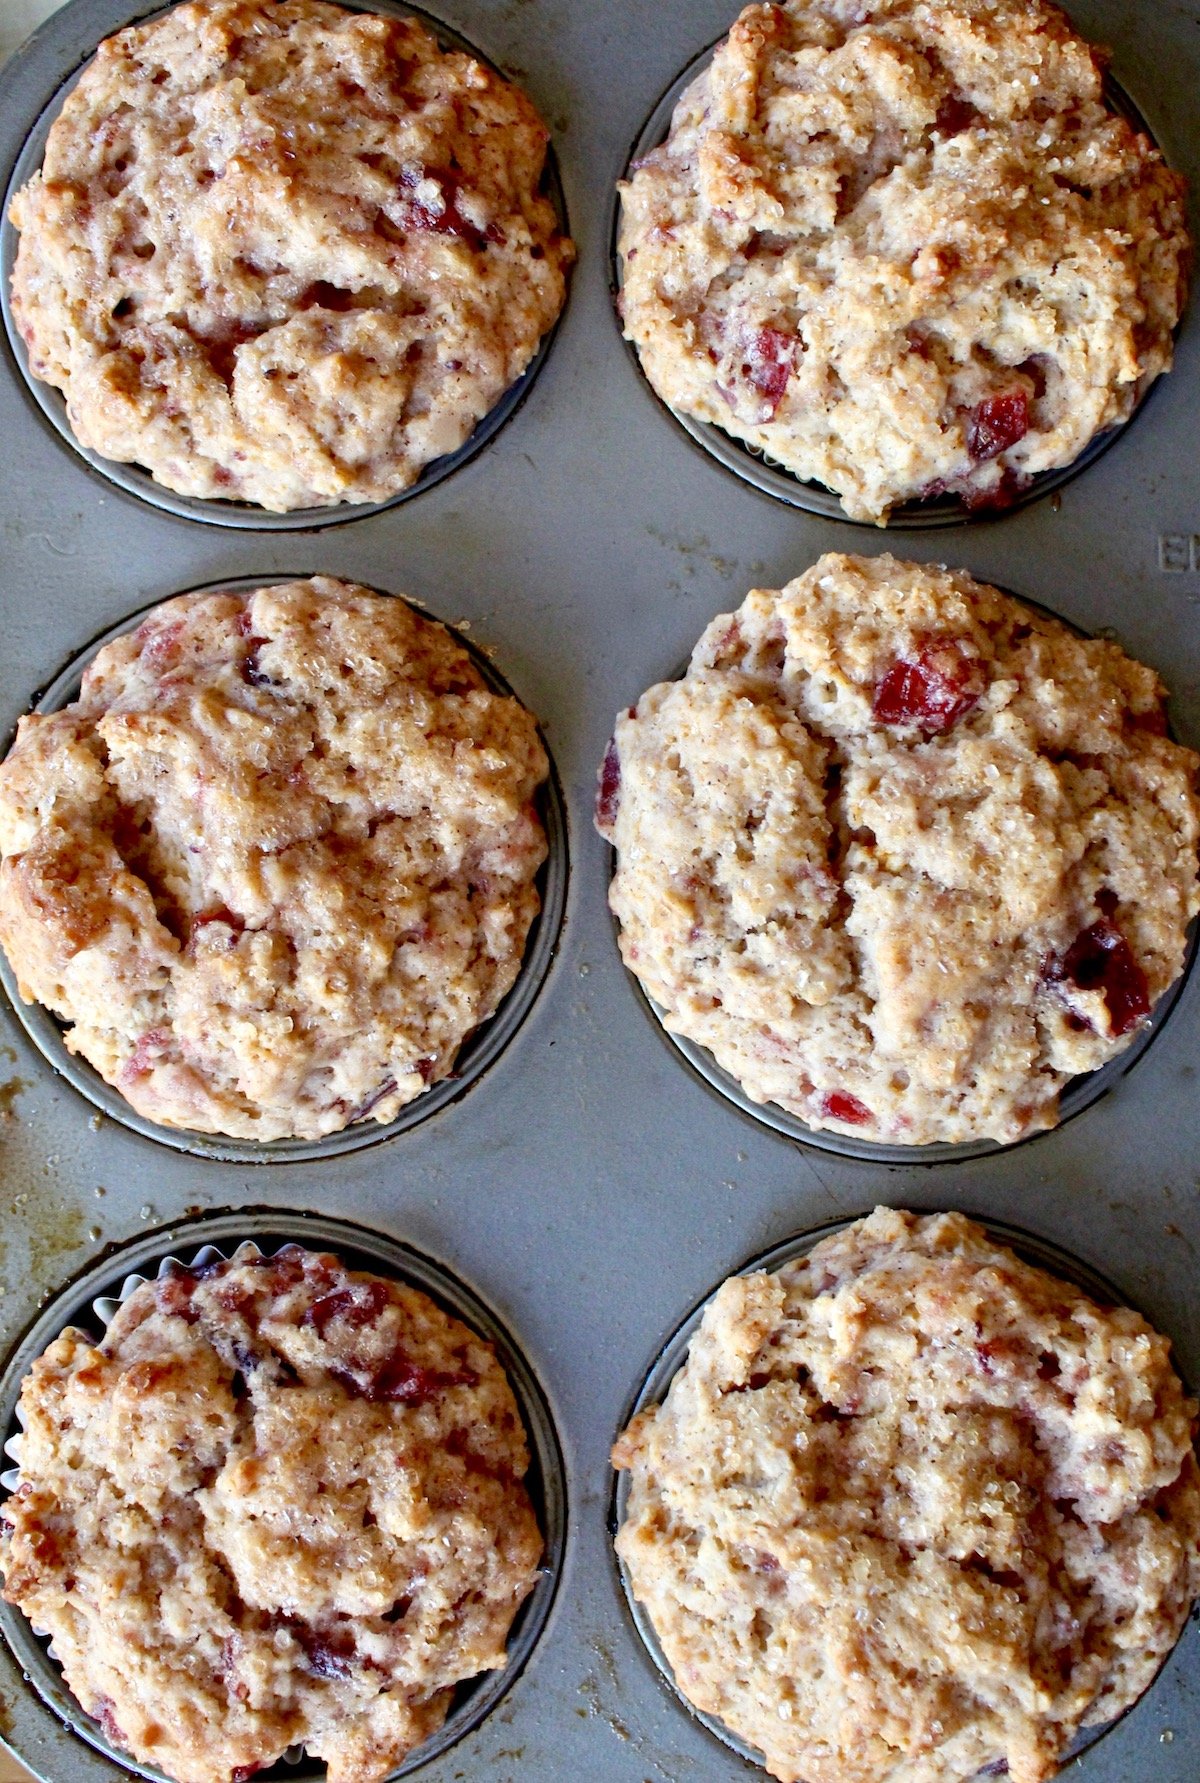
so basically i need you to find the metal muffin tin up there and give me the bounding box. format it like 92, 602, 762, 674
1, 1, 1199, 1780
0, 574, 569, 1164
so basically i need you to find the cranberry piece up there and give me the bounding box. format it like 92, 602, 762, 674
416, 1056, 437, 1084
393, 167, 501, 253
967, 390, 1029, 461
740, 325, 794, 414
334, 1350, 477, 1405
155, 1269, 200, 1324
1058, 920, 1150, 1037
298, 1630, 355, 1680
235, 608, 259, 638
343, 1077, 399, 1122
92, 1698, 127, 1749
232, 1765, 264, 1781
872, 639, 985, 733
305, 1281, 390, 1336
818, 1090, 872, 1125
136, 618, 186, 669
121, 1026, 171, 1081
189, 905, 244, 945
959, 467, 1029, 511
595, 737, 621, 833
242, 649, 280, 690
933, 94, 980, 136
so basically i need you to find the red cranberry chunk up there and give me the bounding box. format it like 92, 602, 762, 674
740, 326, 794, 414
934, 94, 981, 136
959, 467, 1029, 511
596, 737, 621, 832
333, 1348, 477, 1405
155, 1269, 200, 1324
872, 639, 985, 734
819, 1090, 871, 1126
1060, 920, 1150, 1037
967, 390, 1029, 461
305, 1280, 390, 1336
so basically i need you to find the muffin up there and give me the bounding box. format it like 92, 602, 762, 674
616, 0, 1189, 523
596, 553, 1200, 1147
8, 0, 572, 512
613, 1207, 1200, 1783
0, 577, 549, 1141
1, 1242, 543, 1783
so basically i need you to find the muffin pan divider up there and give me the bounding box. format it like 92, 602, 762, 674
1, 0, 1199, 1779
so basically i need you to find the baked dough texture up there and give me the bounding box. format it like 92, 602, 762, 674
8, 0, 572, 511
597, 554, 1200, 1147
0, 577, 549, 1141
613, 1207, 1200, 1783
1, 1244, 543, 1783
617, 0, 1189, 523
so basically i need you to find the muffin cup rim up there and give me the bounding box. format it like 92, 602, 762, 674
0, 1207, 570, 1783
600, 577, 1200, 1163
607, 1205, 1196, 1779
0, 0, 573, 532
608, 34, 1176, 531
0, 572, 571, 1163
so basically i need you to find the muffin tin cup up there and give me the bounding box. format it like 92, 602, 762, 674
0, 574, 570, 1163
0, 0, 571, 532
0, 1207, 568, 1783
611, 39, 1170, 529
609, 1209, 1192, 1778
605, 583, 1199, 1165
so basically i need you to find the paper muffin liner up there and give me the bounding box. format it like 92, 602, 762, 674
0, 576, 569, 1165
611, 39, 1171, 531
609, 1210, 1197, 1781
0, 1210, 567, 1783
0, 0, 570, 533
603, 584, 1198, 1166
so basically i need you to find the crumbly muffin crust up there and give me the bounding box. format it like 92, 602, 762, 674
597, 553, 1200, 1147
613, 1207, 1200, 1783
9, 0, 572, 512
0, 577, 549, 1141
1, 1244, 543, 1783
617, 0, 1189, 523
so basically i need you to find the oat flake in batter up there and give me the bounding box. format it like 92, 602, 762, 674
8, 0, 572, 511
597, 554, 1200, 1147
0, 577, 549, 1141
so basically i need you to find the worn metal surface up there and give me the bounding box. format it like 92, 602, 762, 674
0, 1, 1198, 1780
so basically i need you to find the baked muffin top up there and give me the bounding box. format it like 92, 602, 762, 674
614, 1207, 1200, 1783
617, 0, 1189, 522
1, 1243, 543, 1783
597, 553, 1200, 1146
0, 578, 549, 1141
9, 0, 572, 511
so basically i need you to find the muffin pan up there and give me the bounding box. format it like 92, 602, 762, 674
1, 1, 1199, 1781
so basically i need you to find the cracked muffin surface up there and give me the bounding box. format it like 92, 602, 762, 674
616, 0, 1189, 523
597, 553, 1200, 1146
8, 0, 572, 511
0, 577, 549, 1141
613, 1207, 1200, 1783
1, 1244, 543, 1783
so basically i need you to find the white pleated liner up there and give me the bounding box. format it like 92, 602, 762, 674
0, 1237, 360, 1769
